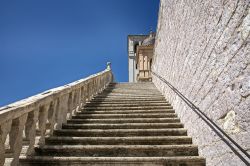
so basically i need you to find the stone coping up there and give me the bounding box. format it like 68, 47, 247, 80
0, 69, 111, 124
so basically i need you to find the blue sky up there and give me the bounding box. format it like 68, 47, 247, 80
0, 0, 159, 106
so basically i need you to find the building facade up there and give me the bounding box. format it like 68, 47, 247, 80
127, 31, 155, 82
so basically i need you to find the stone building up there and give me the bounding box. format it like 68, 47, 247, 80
127, 31, 155, 82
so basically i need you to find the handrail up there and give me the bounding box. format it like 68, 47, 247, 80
152, 71, 250, 165
0, 64, 113, 166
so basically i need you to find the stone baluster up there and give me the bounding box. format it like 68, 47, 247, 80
55, 94, 69, 129
9, 113, 28, 166
96, 77, 100, 93
67, 92, 74, 119
84, 83, 87, 102
88, 81, 92, 100
63, 94, 70, 123
101, 76, 105, 89
72, 90, 78, 112
102, 76, 105, 89
0, 120, 12, 166
92, 80, 95, 96
90, 80, 93, 98
47, 100, 58, 135
100, 77, 103, 92
104, 75, 107, 87
80, 86, 86, 108
96, 78, 99, 93
95, 79, 98, 94
99, 77, 102, 91
92, 79, 95, 98
75, 89, 81, 112
89, 80, 93, 100
24, 109, 39, 156
104, 74, 107, 87
37, 105, 49, 146
94, 79, 96, 96
94, 79, 97, 95
86, 82, 91, 101
77, 88, 82, 111
96, 78, 98, 92
71, 89, 79, 116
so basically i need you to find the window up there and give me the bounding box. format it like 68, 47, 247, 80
134, 43, 139, 52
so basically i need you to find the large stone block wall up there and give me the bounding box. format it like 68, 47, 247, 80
152, 0, 249, 165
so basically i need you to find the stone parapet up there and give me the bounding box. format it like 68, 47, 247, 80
0, 67, 113, 166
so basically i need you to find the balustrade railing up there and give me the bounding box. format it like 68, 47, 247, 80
0, 63, 113, 166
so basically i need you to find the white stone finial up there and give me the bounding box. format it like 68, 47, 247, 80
107, 62, 111, 70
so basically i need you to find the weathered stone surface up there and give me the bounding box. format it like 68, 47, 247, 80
19, 83, 205, 165
152, 0, 250, 165
0, 66, 113, 166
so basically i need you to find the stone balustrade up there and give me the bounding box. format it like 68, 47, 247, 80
0, 65, 113, 166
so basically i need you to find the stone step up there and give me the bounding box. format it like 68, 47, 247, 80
101, 87, 158, 89
107, 84, 155, 86
92, 98, 167, 102
67, 118, 180, 124
101, 92, 162, 95
104, 89, 160, 91
105, 88, 158, 91
108, 83, 155, 86
85, 103, 171, 107
62, 123, 183, 129
98, 94, 163, 97
18, 82, 206, 166
109, 83, 154, 85
103, 92, 160, 94
94, 96, 165, 99
54, 128, 187, 137
105, 88, 157, 90
105, 85, 157, 88
79, 109, 175, 114
108, 84, 155, 87
103, 88, 159, 90
83, 106, 173, 110
96, 94, 164, 96
72, 113, 177, 119
19, 156, 206, 166
102, 90, 162, 92
34, 145, 198, 157
86, 101, 169, 104
104, 89, 158, 91
91, 97, 166, 102
45, 136, 192, 145
94, 93, 164, 96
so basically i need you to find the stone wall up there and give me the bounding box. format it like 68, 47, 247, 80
152, 0, 250, 165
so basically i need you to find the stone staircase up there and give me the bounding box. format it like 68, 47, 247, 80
20, 83, 206, 166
